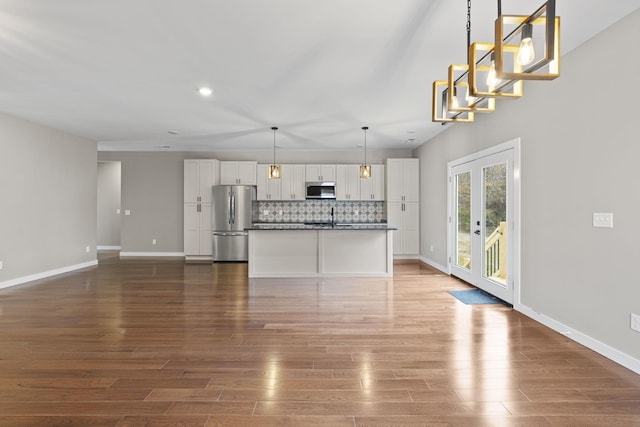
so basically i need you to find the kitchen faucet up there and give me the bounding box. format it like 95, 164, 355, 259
330, 207, 335, 226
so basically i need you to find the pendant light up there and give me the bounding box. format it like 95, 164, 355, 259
268, 126, 281, 179
495, 0, 560, 80
359, 126, 371, 179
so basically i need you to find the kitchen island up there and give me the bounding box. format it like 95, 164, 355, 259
247, 223, 394, 278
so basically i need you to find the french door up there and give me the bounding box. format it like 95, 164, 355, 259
449, 143, 518, 304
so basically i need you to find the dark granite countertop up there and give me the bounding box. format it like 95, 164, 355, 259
247, 222, 395, 231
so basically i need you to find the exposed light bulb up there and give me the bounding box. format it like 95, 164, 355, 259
517, 23, 535, 66
465, 87, 476, 106
486, 58, 500, 91
451, 92, 460, 110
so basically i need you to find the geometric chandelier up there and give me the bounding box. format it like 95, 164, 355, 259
432, 0, 560, 123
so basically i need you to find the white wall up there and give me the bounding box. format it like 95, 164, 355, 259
0, 113, 97, 287
97, 161, 121, 248
415, 10, 640, 363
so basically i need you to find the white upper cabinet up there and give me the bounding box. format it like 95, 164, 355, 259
305, 164, 336, 182
280, 164, 306, 200
256, 164, 282, 200
219, 161, 257, 185
336, 165, 361, 200
359, 164, 385, 201
385, 158, 419, 202
184, 159, 218, 203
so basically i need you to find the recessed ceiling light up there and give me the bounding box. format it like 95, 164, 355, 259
198, 87, 213, 97
407, 129, 416, 134
157, 145, 172, 149
405, 138, 415, 143
167, 130, 180, 135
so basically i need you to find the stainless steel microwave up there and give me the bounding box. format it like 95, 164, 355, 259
305, 181, 336, 199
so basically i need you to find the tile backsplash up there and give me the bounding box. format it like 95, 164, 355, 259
254, 200, 384, 223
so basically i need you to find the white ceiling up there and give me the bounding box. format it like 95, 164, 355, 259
1, 0, 638, 152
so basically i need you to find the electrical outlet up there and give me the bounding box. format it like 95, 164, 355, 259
125, 210, 131, 216
430, 245, 434, 252
116, 208, 121, 214
85, 246, 90, 253
152, 239, 157, 245
631, 313, 640, 333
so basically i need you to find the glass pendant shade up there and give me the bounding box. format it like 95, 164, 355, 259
360, 164, 371, 179
268, 126, 281, 179
495, 0, 560, 81
432, 80, 474, 123
268, 164, 281, 179
360, 126, 371, 179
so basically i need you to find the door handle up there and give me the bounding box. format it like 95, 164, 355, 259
474, 230, 481, 235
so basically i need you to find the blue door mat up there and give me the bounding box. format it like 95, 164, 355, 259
448, 288, 506, 305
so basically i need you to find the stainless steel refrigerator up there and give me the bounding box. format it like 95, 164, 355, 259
211, 185, 256, 261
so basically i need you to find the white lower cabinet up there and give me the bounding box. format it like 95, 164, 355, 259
184, 202, 213, 258
387, 202, 419, 256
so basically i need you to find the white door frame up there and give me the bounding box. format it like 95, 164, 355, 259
447, 138, 521, 305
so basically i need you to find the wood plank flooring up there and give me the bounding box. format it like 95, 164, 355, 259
0, 253, 639, 426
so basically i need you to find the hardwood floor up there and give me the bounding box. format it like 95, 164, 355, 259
0, 253, 639, 426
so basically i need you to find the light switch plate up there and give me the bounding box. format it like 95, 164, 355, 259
632, 313, 640, 333
125, 210, 131, 216
593, 212, 613, 228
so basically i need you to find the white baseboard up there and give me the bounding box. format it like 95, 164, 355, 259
0, 260, 98, 290
119, 252, 185, 258
97, 246, 121, 251
516, 303, 640, 375
185, 255, 213, 262
393, 255, 419, 260
418, 256, 449, 274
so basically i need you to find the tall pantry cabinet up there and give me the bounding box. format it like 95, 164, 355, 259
184, 159, 219, 259
385, 158, 419, 257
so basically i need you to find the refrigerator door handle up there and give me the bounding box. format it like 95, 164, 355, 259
230, 192, 236, 225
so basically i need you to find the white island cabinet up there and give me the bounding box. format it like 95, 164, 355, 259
248, 227, 393, 278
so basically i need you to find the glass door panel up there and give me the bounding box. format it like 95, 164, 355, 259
483, 163, 507, 285
456, 171, 471, 270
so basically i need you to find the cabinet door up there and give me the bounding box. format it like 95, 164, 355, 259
237, 161, 257, 185
387, 202, 403, 255
403, 202, 420, 255
281, 164, 305, 200
184, 203, 199, 255
385, 159, 404, 202
336, 165, 360, 200
305, 165, 321, 181
198, 160, 216, 202
403, 159, 420, 202
320, 164, 337, 181
199, 203, 213, 255
257, 165, 281, 200
360, 164, 384, 200
306, 164, 336, 181
184, 160, 199, 203
371, 164, 385, 200
219, 162, 238, 185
